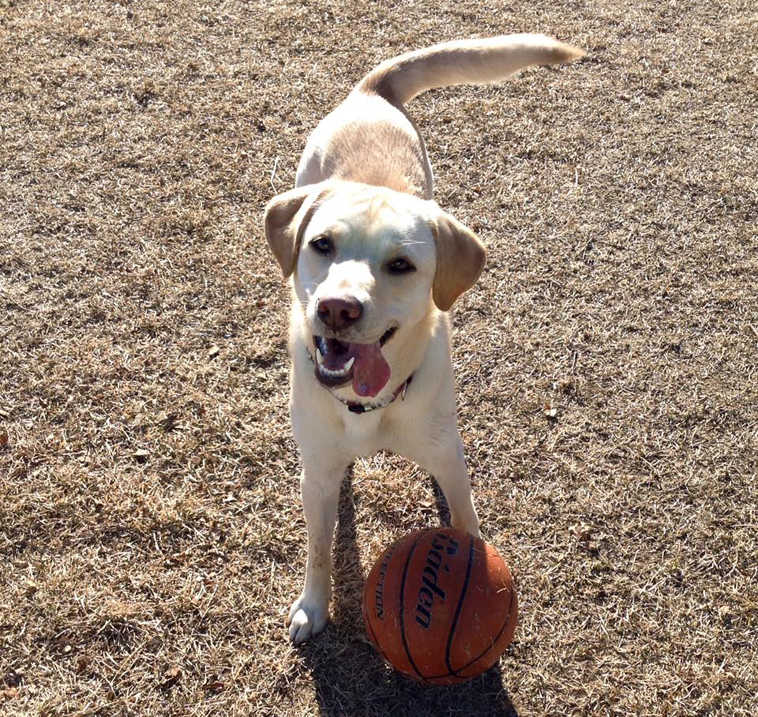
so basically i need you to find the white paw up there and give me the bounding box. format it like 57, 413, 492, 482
287, 592, 329, 643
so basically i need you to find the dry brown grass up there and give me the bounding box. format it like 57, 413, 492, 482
1, 0, 756, 715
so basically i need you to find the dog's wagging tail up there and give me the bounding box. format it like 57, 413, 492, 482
357, 34, 585, 105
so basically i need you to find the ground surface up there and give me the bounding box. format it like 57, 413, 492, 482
1, 1, 756, 715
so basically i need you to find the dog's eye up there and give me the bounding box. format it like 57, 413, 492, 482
386, 257, 416, 274
309, 235, 333, 256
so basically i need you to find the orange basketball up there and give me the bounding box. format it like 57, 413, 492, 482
362, 527, 518, 685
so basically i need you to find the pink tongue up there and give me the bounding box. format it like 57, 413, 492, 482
350, 342, 391, 397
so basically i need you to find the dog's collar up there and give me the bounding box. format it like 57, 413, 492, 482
305, 347, 413, 414
338, 374, 413, 414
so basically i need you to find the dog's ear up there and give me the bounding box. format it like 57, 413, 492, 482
430, 211, 486, 311
264, 183, 328, 277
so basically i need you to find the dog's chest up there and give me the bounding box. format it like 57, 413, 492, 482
338, 410, 383, 456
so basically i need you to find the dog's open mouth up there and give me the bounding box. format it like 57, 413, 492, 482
313, 327, 397, 397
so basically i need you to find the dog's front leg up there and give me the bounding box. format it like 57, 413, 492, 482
402, 428, 481, 538
287, 459, 346, 643
428, 438, 481, 538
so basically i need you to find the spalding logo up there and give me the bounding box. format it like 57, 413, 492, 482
415, 532, 458, 628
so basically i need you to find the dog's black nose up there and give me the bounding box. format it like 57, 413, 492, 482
317, 296, 363, 331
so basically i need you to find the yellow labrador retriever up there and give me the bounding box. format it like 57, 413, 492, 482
264, 34, 584, 643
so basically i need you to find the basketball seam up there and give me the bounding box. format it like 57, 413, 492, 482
444, 534, 475, 676
399, 534, 424, 680
431, 582, 516, 679
458, 585, 517, 673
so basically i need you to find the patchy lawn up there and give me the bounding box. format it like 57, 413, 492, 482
1, 0, 755, 714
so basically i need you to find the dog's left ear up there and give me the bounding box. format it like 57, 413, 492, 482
430, 210, 486, 311
264, 182, 328, 277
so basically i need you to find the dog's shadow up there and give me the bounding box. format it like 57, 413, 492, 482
298, 472, 520, 717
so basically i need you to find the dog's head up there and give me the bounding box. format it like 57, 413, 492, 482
264, 180, 485, 398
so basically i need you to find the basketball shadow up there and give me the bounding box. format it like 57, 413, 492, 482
298, 473, 520, 717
